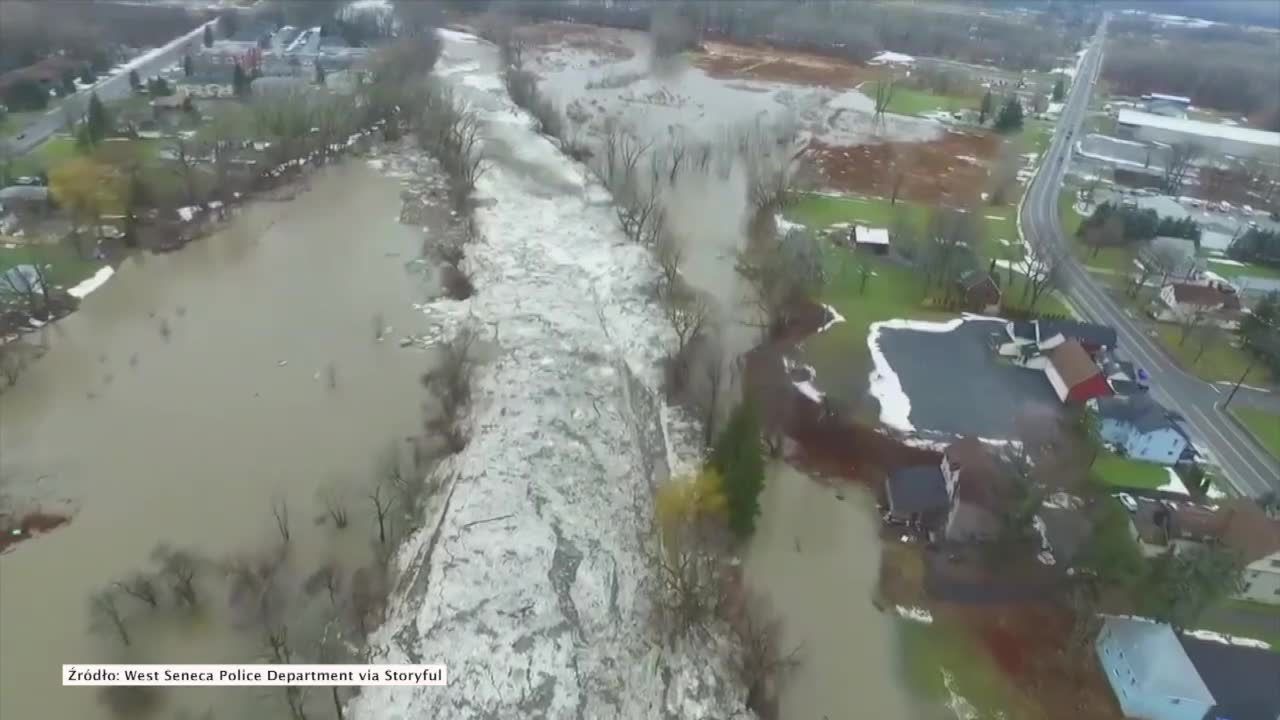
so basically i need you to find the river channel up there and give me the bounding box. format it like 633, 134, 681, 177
0, 160, 437, 719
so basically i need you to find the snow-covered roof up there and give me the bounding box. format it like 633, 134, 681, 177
868, 51, 915, 65
854, 225, 890, 245
1117, 109, 1280, 148
1142, 93, 1191, 105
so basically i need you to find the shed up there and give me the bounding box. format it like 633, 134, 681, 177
956, 269, 1001, 313
851, 225, 889, 255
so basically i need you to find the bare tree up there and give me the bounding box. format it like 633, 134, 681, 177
319, 483, 350, 529
422, 327, 477, 453
152, 544, 199, 608
88, 588, 131, 646
655, 231, 684, 296
368, 484, 392, 547
737, 228, 824, 336
1021, 244, 1066, 310
650, 544, 721, 643
303, 561, 343, 607
732, 594, 802, 719
873, 77, 897, 127
1163, 142, 1202, 195
115, 573, 160, 609
270, 496, 291, 545
167, 137, 202, 205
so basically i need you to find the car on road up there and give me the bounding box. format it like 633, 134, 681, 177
1113, 492, 1137, 513
15, 132, 25, 140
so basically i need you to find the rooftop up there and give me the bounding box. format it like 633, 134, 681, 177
1167, 281, 1240, 309
1049, 340, 1103, 387
853, 225, 889, 245
1117, 109, 1280, 149
885, 465, 949, 515
1101, 616, 1215, 707
1095, 394, 1175, 433
1010, 319, 1117, 349
1181, 636, 1280, 720
944, 437, 1009, 512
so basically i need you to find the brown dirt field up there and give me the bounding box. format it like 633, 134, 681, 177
943, 604, 1126, 720
517, 21, 635, 61
807, 131, 1002, 205
694, 40, 880, 89
0, 511, 71, 553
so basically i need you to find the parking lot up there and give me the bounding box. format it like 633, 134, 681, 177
877, 318, 1064, 439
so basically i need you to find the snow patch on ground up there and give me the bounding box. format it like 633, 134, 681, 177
1158, 467, 1190, 495
353, 38, 747, 720
1208, 258, 1248, 267
67, 266, 115, 299
1184, 629, 1271, 650
438, 28, 483, 45
895, 605, 933, 624
817, 304, 845, 334
868, 51, 916, 65
941, 669, 980, 720
867, 317, 968, 432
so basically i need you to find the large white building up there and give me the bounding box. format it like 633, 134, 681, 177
1116, 109, 1280, 161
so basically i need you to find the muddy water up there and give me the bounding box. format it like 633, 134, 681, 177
744, 463, 924, 720
0, 161, 434, 719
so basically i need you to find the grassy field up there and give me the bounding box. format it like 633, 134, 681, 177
1059, 189, 1084, 239
1206, 259, 1280, 281
1154, 325, 1269, 385
1020, 119, 1054, 158
884, 87, 979, 117
1230, 405, 1280, 460
789, 194, 1022, 261
0, 238, 104, 290
898, 617, 1017, 718
1093, 449, 1170, 491
1195, 599, 1280, 654
9, 136, 80, 177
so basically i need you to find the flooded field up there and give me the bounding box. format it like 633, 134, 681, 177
0, 160, 438, 719
744, 463, 930, 720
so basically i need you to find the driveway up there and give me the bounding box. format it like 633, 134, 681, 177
877, 318, 1064, 439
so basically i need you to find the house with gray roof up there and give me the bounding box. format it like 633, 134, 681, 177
1094, 394, 1188, 466
1095, 616, 1215, 720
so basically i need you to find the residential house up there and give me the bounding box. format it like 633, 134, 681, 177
1094, 395, 1187, 466
850, 225, 889, 255
1157, 281, 1242, 325
1045, 339, 1111, 404
955, 269, 1001, 313
0, 55, 83, 101
884, 465, 950, 529
941, 437, 1011, 542
1132, 498, 1280, 606
1095, 616, 1216, 720
151, 91, 194, 117
883, 437, 1011, 543
0, 186, 50, 220
1001, 319, 1117, 356
1180, 635, 1280, 720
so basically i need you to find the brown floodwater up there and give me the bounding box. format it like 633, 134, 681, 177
0, 160, 435, 719
744, 462, 926, 720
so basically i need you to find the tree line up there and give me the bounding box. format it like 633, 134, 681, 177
1103, 16, 1279, 129
1227, 227, 1280, 269
1078, 201, 1202, 250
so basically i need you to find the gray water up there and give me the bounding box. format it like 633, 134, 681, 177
0, 160, 437, 720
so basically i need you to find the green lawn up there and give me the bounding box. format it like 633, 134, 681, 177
898, 616, 1017, 717
1154, 325, 1269, 386
1059, 189, 1084, 239
788, 193, 926, 231
9, 136, 80, 177
1230, 406, 1280, 460
884, 87, 979, 117
1020, 119, 1054, 158
1195, 599, 1280, 654
1206, 259, 1280, 281
1093, 449, 1170, 491
0, 239, 104, 291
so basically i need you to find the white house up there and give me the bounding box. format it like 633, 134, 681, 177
1157, 281, 1241, 324
1093, 395, 1187, 466
1095, 617, 1216, 720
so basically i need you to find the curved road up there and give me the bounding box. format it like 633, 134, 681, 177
1020, 17, 1279, 498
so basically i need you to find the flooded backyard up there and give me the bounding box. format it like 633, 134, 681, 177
0, 160, 437, 719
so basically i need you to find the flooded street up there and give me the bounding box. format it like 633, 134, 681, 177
0, 160, 434, 719
745, 463, 925, 720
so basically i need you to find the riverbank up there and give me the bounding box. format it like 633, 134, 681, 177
0, 157, 442, 720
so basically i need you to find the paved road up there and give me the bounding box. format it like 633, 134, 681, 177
3, 21, 213, 155
1020, 16, 1279, 497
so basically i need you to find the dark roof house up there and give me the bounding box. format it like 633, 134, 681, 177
956, 269, 1001, 312
1009, 319, 1118, 353
1181, 636, 1280, 720
941, 437, 1014, 542
1095, 394, 1177, 434
885, 465, 950, 525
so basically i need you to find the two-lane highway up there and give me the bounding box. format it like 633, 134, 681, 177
1020, 17, 1279, 497
4, 21, 214, 155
